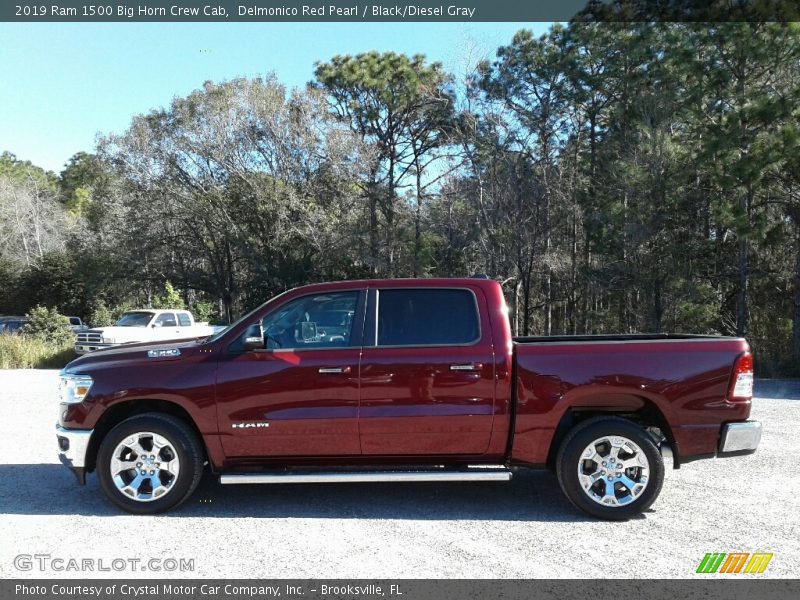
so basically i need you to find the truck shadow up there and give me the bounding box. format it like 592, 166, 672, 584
0, 464, 631, 522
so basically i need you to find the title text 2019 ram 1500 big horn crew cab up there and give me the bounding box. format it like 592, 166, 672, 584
56, 278, 761, 519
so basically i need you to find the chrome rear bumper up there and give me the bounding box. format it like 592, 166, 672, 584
719, 421, 762, 454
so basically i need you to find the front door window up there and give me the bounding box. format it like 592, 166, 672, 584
261, 292, 358, 350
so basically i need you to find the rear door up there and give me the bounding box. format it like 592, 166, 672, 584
358, 286, 496, 456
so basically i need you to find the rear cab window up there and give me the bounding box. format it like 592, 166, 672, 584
177, 313, 192, 327
376, 288, 480, 347
155, 312, 177, 327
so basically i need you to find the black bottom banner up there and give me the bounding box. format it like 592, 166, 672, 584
3, 580, 800, 600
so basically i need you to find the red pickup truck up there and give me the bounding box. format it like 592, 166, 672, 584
56, 278, 761, 519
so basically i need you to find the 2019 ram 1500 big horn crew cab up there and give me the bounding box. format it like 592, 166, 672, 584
56, 278, 760, 519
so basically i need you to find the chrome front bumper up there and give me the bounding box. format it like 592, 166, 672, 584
56, 425, 93, 484
719, 421, 762, 454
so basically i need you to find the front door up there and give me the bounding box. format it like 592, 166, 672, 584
358, 287, 496, 456
216, 290, 365, 458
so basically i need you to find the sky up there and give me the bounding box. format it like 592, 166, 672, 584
0, 22, 551, 174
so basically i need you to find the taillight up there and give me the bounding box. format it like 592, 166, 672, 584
728, 352, 754, 401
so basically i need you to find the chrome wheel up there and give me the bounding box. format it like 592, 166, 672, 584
109, 431, 180, 502
577, 435, 650, 507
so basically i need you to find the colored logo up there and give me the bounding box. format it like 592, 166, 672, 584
696, 552, 773, 574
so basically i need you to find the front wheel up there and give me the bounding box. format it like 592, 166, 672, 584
556, 417, 664, 520
97, 413, 204, 514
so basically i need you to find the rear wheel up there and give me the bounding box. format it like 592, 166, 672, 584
556, 417, 664, 520
97, 413, 203, 514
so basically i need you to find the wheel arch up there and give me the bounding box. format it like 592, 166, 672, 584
86, 399, 207, 473
545, 394, 677, 470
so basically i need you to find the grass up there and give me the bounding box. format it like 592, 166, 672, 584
0, 335, 76, 369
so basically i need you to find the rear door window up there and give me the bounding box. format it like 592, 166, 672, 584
376, 289, 480, 347
177, 313, 192, 327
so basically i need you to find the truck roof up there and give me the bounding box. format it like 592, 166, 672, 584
287, 277, 501, 292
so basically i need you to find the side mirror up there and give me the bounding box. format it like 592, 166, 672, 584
152, 322, 162, 328
242, 323, 265, 351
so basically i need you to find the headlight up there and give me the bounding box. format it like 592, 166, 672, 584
102, 336, 116, 344
59, 373, 94, 404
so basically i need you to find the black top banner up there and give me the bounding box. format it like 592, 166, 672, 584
2, 0, 799, 22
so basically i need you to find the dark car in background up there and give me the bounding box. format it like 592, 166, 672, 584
0, 317, 28, 335
1, 316, 86, 336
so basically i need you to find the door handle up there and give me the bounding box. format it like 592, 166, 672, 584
318, 366, 352, 374
449, 363, 483, 372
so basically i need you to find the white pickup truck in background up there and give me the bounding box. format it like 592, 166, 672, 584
74, 309, 226, 354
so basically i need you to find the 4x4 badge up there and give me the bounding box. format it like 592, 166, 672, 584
147, 348, 181, 358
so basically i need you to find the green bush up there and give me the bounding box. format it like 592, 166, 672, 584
88, 300, 137, 327
191, 300, 216, 323
22, 306, 75, 346
152, 281, 186, 310
88, 300, 115, 327
0, 335, 75, 369
111, 302, 135, 323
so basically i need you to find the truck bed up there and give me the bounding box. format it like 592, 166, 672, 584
509, 334, 751, 466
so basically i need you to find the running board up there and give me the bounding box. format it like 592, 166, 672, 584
220, 466, 512, 485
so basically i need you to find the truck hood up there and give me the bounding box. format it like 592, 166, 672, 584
66, 338, 207, 371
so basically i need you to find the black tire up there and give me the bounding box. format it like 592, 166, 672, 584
97, 413, 204, 514
556, 416, 664, 520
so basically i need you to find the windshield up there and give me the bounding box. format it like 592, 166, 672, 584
201, 289, 292, 345
115, 311, 155, 327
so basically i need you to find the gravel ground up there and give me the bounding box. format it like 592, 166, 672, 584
0, 369, 798, 579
